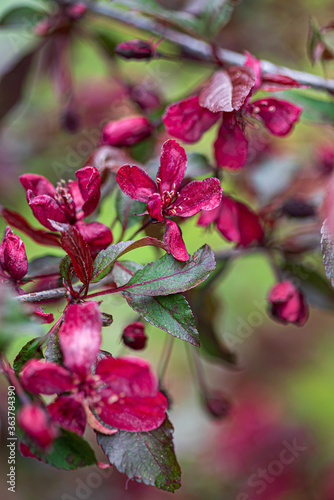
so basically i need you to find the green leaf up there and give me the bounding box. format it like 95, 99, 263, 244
122, 245, 216, 296
199, 0, 237, 37
97, 417, 181, 492
59, 255, 73, 285
0, 6, 46, 28
112, 260, 143, 287
18, 428, 97, 470
92, 237, 168, 283
122, 292, 200, 346
279, 90, 334, 124
115, 189, 146, 231
13, 337, 44, 374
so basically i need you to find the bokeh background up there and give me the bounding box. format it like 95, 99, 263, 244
1, 0, 334, 499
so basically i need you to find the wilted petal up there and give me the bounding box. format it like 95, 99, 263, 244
75, 166, 101, 217
76, 221, 113, 256
163, 96, 219, 143
157, 139, 187, 195
147, 193, 163, 222
3, 229, 28, 280
20, 359, 74, 394
18, 404, 57, 449
95, 356, 167, 432
251, 98, 302, 136
214, 119, 248, 170
216, 196, 264, 246
27, 192, 67, 230
100, 116, 152, 147
116, 164, 157, 203
48, 395, 86, 436
163, 220, 189, 261
268, 281, 309, 326
20, 174, 56, 197
168, 178, 222, 218
59, 301, 102, 379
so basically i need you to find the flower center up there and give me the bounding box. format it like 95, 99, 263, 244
55, 180, 77, 223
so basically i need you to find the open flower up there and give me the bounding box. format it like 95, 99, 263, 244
116, 139, 223, 261
20, 166, 112, 254
163, 53, 303, 170
268, 281, 309, 326
20, 301, 167, 433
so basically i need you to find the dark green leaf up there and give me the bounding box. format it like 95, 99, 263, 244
13, 337, 44, 374
97, 417, 181, 492
122, 292, 200, 346
122, 245, 216, 296
0, 6, 46, 28
94, 31, 117, 57
59, 255, 73, 285
92, 237, 168, 283
101, 312, 114, 326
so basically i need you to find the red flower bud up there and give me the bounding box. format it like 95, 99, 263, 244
0, 227, 28, 281
268, 281, 309, 326
204, 392, 231, 419
115, 39, 154, 60
18, 404, 57, 449
100, 116, 153, 147
122, 322, 147, 350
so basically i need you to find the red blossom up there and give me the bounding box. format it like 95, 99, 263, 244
0, 227, 28, 282
20, 167, 112, 253
116, 139, 223, 260
122, 322, 147, 350
20, 301, 167, 433
198, 195, 264, 247
18, 404, 58, 450
268, 281, 309, 326
100, 116, 153, 147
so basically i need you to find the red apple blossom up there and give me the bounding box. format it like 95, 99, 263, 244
116, 139, 223, 260
20, 302, 167, 433
268, 281, 309, 326
100, 116, 153, 147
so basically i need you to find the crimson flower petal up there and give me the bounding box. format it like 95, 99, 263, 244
27, 192, 67, 231
163, 96, 219, 143
261, 74, 308, 92
76, 221, 113, 256
214, 119, 248, 170
48, 395, 86, 436
268, 281, 309, 326
100, 116, 152, 147
168, 177, 222, 218
157, 139, 187, 195
197, 206, 220, 227
75, 166, 101, 217
3, 229, 28, 280
20, 359, 74, 395
251, 98, 302, 136
116, 164, 157, 203
147, 193, 163, 222
216, 196, 264, 246
33, 307, 54, 324
59, 301, 102, 379
20, 174, 56, 197
244, 51, 262, 90
163, 220, 188, 261
18, 404, 57, 449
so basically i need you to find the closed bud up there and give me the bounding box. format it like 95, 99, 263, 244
0, 227, 28, 281
122, 322, 147, 350
204, 392, 231, 419
268, 281, 309, 326
18, 404, 57, 449
115, 39, 154, 60
100, 116, 153, 147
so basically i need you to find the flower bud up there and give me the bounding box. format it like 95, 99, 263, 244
281, 198, 315, 218
115, 39, 154, 60
100, 116, 153, 147
122, 322, 147, 350
18, 404, 57, 449
0, 227, 28, 281
268, 281, 309, 326
204, 393, 231, 419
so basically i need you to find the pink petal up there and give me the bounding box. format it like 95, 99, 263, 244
33, 307, 54, 324
76, 221, 113, 256
163, 96, 219, 143
3, 230, 28, 281
75, 166, 101, 217
199, 67, 256, 113
84, 404, 118, 435
20, 174, 56, 197
116, 164, 157, 203
244, 51, 262, 90
163, 220, 189, 261
197, 206, 220, 227
20, 359, 74, 394
59, 301, 102, 379
68, 180, 85, 216
251, 98, 302, 136
147, 193, 163, 222
27, 192, 67, 230
48, 395, 86, 436
157, 139, 187, 196
100, 116, 152, 147
261, 74, 308, 92
268, 281, 309, 326
168, 177, 222, 217
18, 404, 57, 449
214, 119, 248, 170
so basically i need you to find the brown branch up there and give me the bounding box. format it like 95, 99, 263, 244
81, 2, 334, 93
